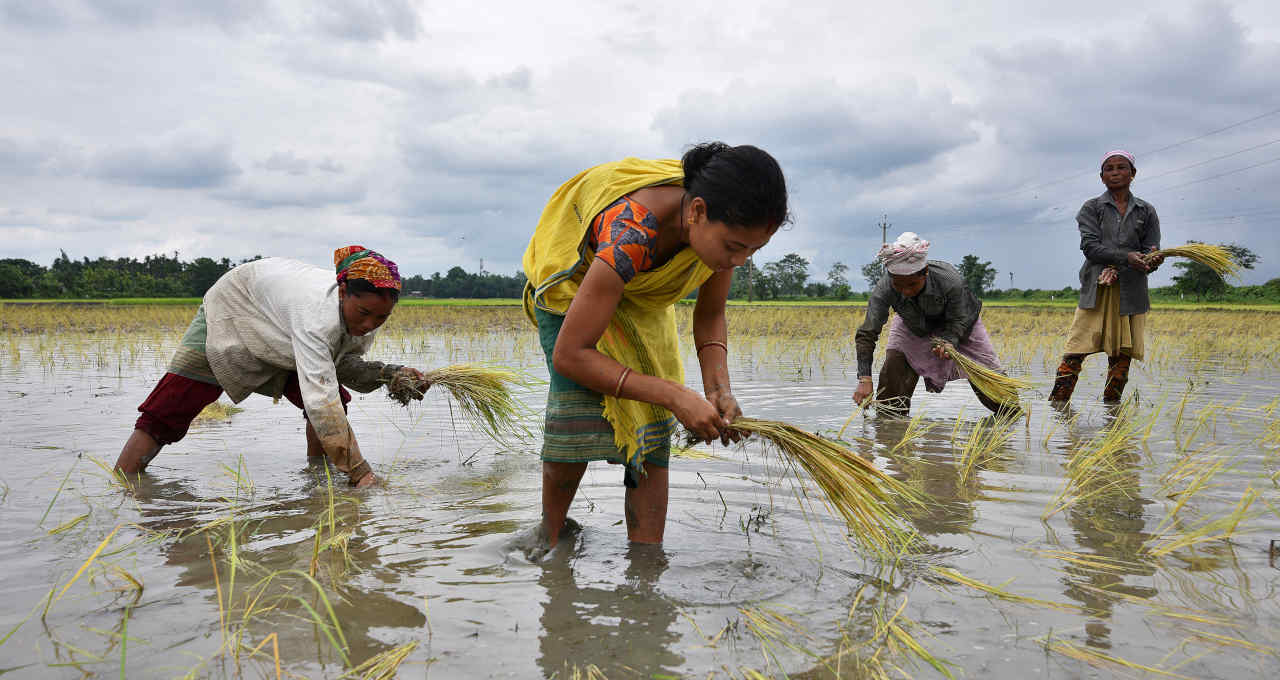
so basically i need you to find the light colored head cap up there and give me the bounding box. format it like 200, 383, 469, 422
1100, 149, 1136, 169
878, 231, 931, 275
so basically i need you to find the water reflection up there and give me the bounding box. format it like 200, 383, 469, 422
130, 469, 427, 669
1055, 405, 1157, 650
537, 543, 683, 677
870, 418, 981, 537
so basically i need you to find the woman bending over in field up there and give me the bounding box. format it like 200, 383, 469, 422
1048, 150, 1162, 404
114, 246, 427, 487
523, 142, 788, 552
852, 232, 1014, 417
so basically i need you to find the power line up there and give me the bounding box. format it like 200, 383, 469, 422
1143, 154, 1280, 194
1137, 137, 1280, 183
984, 105, 1280, 200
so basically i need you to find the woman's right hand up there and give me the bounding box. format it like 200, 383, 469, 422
852, 378, 874, 408
671, 388, 727, 443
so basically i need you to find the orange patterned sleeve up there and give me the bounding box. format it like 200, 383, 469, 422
588, 197, 660, 284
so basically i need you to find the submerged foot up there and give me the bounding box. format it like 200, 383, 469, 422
517, 517, 582, 563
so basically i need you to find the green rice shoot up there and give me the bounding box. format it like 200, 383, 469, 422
932, 339, 1031, 406
721, 418, 922, 555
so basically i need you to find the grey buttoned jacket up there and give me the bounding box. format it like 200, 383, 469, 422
1075, 191, 1161, 315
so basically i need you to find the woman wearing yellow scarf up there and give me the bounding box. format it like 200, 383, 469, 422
523, 142, 789, 552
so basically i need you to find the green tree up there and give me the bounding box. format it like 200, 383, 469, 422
1171, 241, 1258, 300
826, 261, 851, 299
0, 263, 35, 298
729, 257, 764, 300
956, 254, 997, 297
860, 259, 884, 290
762, 253, 809, 297
186, 257, 233, 296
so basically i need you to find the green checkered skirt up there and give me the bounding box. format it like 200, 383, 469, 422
535, 308, 670, 468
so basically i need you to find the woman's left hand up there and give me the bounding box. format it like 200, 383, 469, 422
931, 341, 954, 359
705, 389, 744, 445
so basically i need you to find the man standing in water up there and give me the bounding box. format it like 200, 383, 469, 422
852, 232, 1012, 416
1049, 150, 1163, 404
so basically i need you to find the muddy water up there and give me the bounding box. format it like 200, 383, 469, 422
1, 307, 1278, 678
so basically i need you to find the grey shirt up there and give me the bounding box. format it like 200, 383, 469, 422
1075, 190, 1161, 315
855, 260, 982, 377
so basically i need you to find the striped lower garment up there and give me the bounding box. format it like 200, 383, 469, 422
167, 304, 220, 385
534, 307, 670, 468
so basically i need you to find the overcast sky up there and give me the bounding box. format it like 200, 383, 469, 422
3, 0, 1278, 289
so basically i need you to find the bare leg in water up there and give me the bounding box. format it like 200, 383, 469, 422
542, 461, 588, 549
541, 460, 669, 549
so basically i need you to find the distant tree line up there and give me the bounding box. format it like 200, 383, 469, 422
401, 267, 527, 298
727, 243, 1273, 303
0, 251, 255, 299
1, 243, 1273, 302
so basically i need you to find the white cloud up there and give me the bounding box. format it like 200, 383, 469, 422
1, 0, 1277, 287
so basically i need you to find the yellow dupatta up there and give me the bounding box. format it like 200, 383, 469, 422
522, 157, 714, 464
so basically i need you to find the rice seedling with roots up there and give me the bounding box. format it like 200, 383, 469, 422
1145, 242, 1241, 279
386, 363, 530, 443
931, 338, 1031, 407
713, 418, 922, 555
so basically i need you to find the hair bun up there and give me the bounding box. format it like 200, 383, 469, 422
678, 142, 789, 229
681, 142, 731, 189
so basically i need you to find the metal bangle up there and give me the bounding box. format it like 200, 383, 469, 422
613, 367, 632, 398
696, 340, 729, 355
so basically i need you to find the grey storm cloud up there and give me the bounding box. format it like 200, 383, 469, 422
313, 0, 422, 42
91, 134, 240, 189
652, 80, 980, 180
0, 0, 268, 29
256, 151, 312, 176
973, 1, 1280, 157
0, 0, 67, 28
0, 137, 52, 174
214, 175, 367, 210
0, 137, 81, 176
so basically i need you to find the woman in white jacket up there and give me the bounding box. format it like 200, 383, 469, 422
114, 246, 425, 487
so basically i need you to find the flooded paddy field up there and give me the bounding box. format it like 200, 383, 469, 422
1, 303, 1278, 679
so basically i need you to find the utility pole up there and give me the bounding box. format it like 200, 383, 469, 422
1009, 271, 1014, 289
878, 215, 890, 244
746, 256, 754, 303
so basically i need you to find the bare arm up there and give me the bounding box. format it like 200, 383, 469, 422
553, 259, 726, 441
692, 270, 742, 442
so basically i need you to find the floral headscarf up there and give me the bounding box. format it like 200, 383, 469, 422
334, 245, 401, 291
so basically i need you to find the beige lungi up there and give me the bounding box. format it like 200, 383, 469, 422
1063, 285, 1146, 360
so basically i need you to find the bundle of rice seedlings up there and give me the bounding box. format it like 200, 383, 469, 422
386, 364, 529, 443
931, 339, 1030, 407
1145, 243, 1240, 278
715, 418, 921, 554
340, 640, 418, 680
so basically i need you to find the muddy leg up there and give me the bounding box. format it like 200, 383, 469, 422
305, 422, 325, 459
624, 462, 669, 544
1103, 353, 1132, 403
115, 429, 162, 477
542, 461, 588, 549
1049, 354, 1085, 402
876, 350, 919, 417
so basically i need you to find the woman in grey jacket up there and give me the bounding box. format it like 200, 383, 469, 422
1049, 150, 1163, 403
